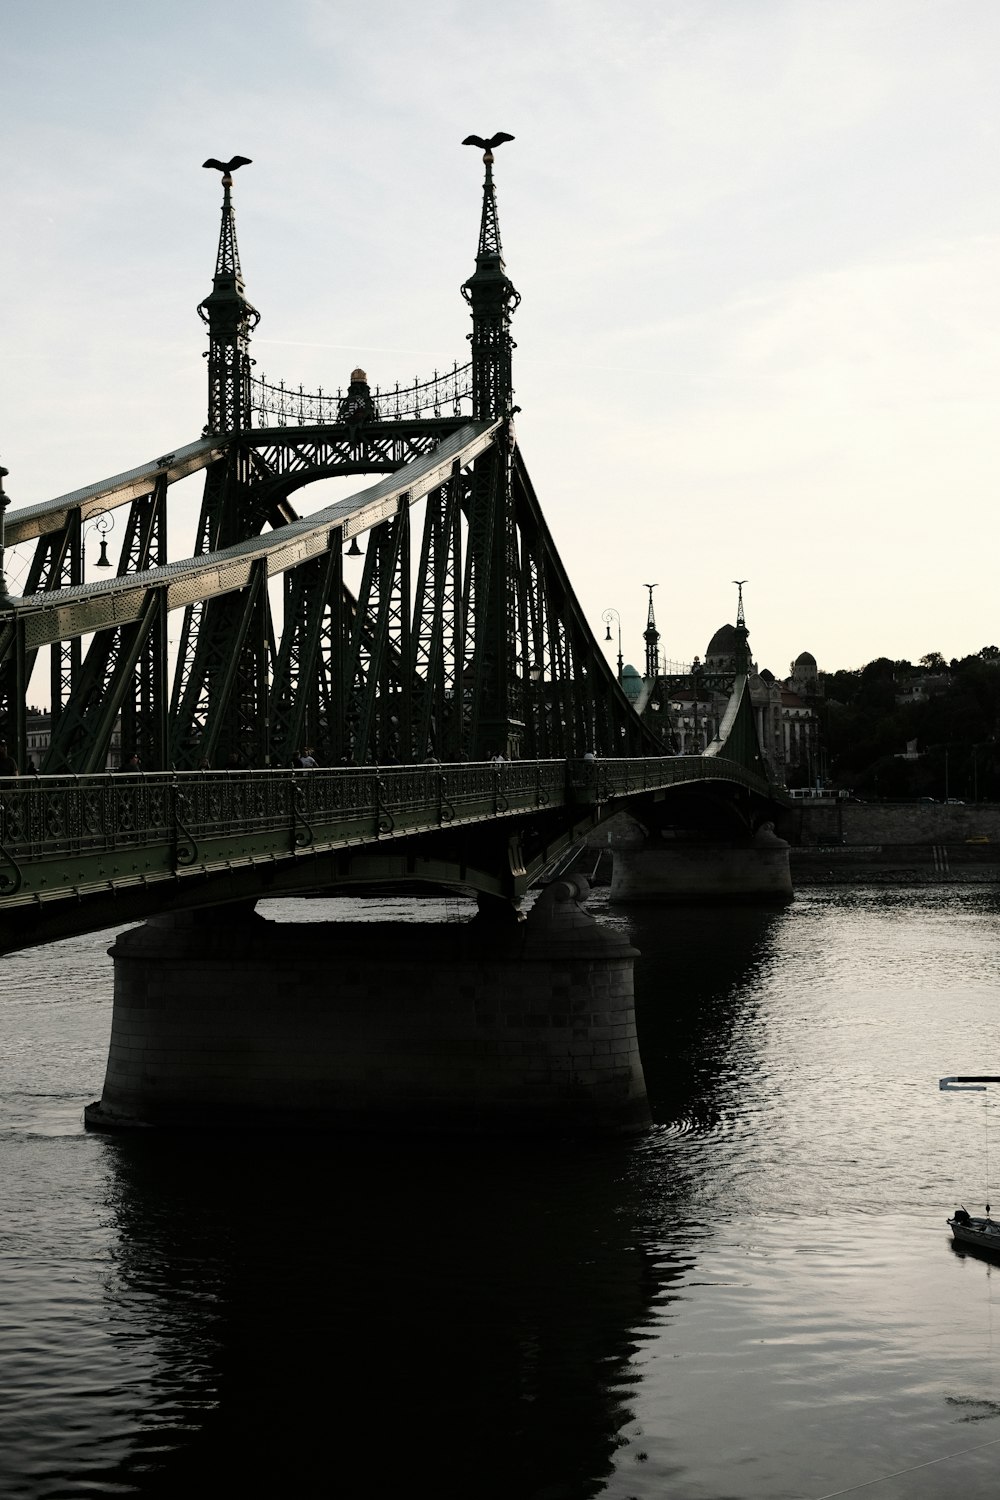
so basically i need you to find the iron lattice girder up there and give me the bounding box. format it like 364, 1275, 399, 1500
704, 674, 769, 778
8, 423, 499, 651
45, 590, 166, 774
0, 515, 80, 756
165, 423, 494, 767
268, 545, 343, 767
1, 421, 670, 774
170, 558, 274, 767
3, 437, 228, 550
0, 425, 661, 773
463, 441, 507, 756
1, 420, 464, 555
243, 420, 471, 506
411, 471, 465, 759
348, 505, 411, 763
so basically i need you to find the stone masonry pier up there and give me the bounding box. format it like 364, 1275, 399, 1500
84, 878, 650, 1137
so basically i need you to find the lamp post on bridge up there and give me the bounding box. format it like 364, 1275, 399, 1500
82, 513, 115, 575
527, 659, 543, 756
602, 608, 623, 682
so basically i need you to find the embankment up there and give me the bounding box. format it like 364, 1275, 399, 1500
583, 804, 1000, 887
791, 802, 1000, 885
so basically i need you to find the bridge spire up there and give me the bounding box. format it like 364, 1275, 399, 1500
643, 584, 660, 679
461, 133, 520, 420
732, 580, 751, 672
198, 156, 260, 434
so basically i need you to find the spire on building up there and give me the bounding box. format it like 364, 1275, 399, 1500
198, 156, 260, 434
461, 133, 520, 421
643, 583, 660, 679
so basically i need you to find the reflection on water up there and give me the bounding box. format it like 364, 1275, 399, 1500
94, 1136, 691, 1499
4, 887, 1000, 1496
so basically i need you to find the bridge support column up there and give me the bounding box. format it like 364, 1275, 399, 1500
84, 877, 649, 1136
610, 822, 792, 903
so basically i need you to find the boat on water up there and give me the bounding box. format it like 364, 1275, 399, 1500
947, 1207, 1000, 1253
939, 1078, 1000, 1253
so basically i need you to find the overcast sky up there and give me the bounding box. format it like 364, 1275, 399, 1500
3, 0, 998, 681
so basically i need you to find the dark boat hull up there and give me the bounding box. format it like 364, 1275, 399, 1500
948, 1215, 1000, 1252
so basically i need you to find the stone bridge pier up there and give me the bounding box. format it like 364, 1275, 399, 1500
84, 878, 649, 1137
603, 814, 793, 903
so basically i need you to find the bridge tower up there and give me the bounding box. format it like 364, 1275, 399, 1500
461, 134, 520, 422
170, 160, 271, 768
198, 157, 260, 442
732, 579, 751, 674
460, 134, 523, 759
643, 584, 660, 680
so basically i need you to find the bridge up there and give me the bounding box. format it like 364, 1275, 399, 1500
0, 142, 788, 1135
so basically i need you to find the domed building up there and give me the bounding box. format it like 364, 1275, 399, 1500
790, 651, 819, 691
647, 610, 822, 782
704, 623, 742, 673
620, 664, 643, 705
608, 582, 824, 784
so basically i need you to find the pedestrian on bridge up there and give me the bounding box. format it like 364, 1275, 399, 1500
0, 740, 18, 777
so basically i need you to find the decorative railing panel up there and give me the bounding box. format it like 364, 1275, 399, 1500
251, 362, 473, 427
0, 755, 777, 915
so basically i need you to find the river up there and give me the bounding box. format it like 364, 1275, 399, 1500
2, 886, 1000, 1498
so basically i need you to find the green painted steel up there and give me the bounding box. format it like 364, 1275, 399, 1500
0, 755, 773, 925
705, 674, 771, 778
0, 142, 779, 854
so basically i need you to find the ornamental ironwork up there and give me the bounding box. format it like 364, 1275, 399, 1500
250, 362, 473, 427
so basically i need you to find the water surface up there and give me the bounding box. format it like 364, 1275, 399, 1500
3, 887, 1000, 1497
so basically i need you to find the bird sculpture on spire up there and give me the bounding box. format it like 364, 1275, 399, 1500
462, 132, 514, 163
202, 155, 252, 187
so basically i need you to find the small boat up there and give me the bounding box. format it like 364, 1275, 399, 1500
947, 1207, 1000, 1252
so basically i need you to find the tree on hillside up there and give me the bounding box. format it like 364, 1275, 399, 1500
819, 646, 1000, 799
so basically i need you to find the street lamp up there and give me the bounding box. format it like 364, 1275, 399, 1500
526, 661, 543, 758
602, 608, 623, 681
83, 512, 115, 574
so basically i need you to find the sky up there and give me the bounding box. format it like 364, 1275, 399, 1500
2, 0, 998, 684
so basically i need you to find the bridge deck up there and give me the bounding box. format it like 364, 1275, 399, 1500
0, 756, 774, 916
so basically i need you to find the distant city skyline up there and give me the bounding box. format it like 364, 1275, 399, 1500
3, 0, 998, 686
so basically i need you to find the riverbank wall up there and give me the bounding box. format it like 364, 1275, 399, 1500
790, 802, 1000, 884
584, 804, 1000, 887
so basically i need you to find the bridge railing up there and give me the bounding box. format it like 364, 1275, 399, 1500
250, 362, 474, 427
0, 756, 773, 907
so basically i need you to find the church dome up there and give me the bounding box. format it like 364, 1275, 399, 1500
794, 651, 817, 667
621, 663, 642, 702
706, 623, 737, 657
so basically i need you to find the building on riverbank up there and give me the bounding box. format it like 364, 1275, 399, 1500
617, 590, 822, 786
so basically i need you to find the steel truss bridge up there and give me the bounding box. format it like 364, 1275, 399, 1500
0, 144, 782, 949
